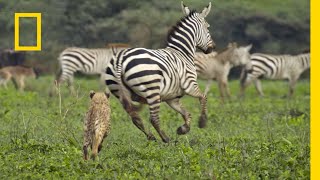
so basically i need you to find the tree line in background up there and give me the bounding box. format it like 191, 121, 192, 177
0, 0, 310, 76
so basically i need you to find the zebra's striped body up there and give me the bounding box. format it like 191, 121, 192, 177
105, 3, 215, 143
195, 43, 252, 100
240, 52, 310, 97
56, 47, 127, 93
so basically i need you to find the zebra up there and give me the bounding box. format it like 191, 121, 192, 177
55, 46, 128, 94
195, 42, 252, 101
240, 52, 310, 97
105, 2, 215, 143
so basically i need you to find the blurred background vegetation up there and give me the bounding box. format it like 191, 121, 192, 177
0, 0, 310, 75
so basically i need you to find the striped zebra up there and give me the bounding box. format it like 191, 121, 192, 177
105, 2, 215, 143
240, 52, 310, 97
55, 46, 127, 94
195, 42, 252, 101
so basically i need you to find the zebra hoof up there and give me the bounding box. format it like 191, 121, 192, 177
198, 114, 207, 128
177, 124, 190, 135
147, 134, 157, 141
162, 136, 170, 143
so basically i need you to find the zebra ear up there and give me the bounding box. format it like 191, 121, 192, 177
181, 1, 190, 15
245, 44, 253, 51
89, 90, 95, 99
105, 92, 110, 98
232, 42, 238, 47
201, 2, 212, 18
228, 42, 237, 48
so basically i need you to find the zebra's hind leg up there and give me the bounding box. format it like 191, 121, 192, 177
148, 97, 169, 143
166, 98, 191, 135
122, 102, 156, 141
254, 79, 264, 97
67, 77, 76, 96
185, 84, 208, 128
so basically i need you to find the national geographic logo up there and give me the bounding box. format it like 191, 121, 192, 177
14, 13, 41, 51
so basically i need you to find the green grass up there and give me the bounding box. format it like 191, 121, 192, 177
0, 76, 310, 179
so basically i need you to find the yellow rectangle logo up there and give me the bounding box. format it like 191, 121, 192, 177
14, 13, 41, 51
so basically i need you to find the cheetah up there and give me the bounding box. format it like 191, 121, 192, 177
83, 90, 111, 160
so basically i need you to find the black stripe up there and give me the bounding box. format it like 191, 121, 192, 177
122, 49, 149, 64
63, 54, 86, 67
69, 49, 95, 60
182, 19, 195, 41
149, 100, 161, 106
63, 59, 80, 68
150, 106, 160, 111
252, 58, 274, 75
63, 67, 76, 74
168, 37, 190, 55
110, 90, 120, 98
132, 79, 161, 87
252, 65, 268, 74
68, 49, 95, 61
258, 54, 277, 67
106, 67, 114, 76
174, 27, 193, 52
126, 70, 162, 81
141, 86, 160, 92
146, 93, 160, 99
68, 50, 95, 68
109, 58, 114, 66
74, 51, 95, 68
125, 58, 169, 75
106, 80, 117, 85
301, 56, 305, 67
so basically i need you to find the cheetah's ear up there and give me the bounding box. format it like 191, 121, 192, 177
105, 92, 110, 98
89, 90, 95, 99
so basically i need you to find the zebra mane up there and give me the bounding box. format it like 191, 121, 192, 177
166, 10, 197, 44
217, 43, 238, 54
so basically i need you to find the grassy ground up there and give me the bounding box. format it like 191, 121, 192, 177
0, 76, 310, 179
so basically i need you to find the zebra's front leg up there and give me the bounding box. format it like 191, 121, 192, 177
287, 76, 299, 97
239, 75, 253, 98
224, 81, 231, 100
185, 84, 208, 128
217, 81, 226, 103
148, 98, 169, 143
2, 81, 8, 89
166, 98, 191, 135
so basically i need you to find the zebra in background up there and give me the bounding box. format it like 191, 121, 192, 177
55, 45, 129, 94
105, 2, 215, 143
240, 52, 310, 97
195, 42, 252, 101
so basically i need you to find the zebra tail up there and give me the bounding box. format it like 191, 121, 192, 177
114, 54, 132, 111
55, 52, 64, 83
55, 68, 62, 83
